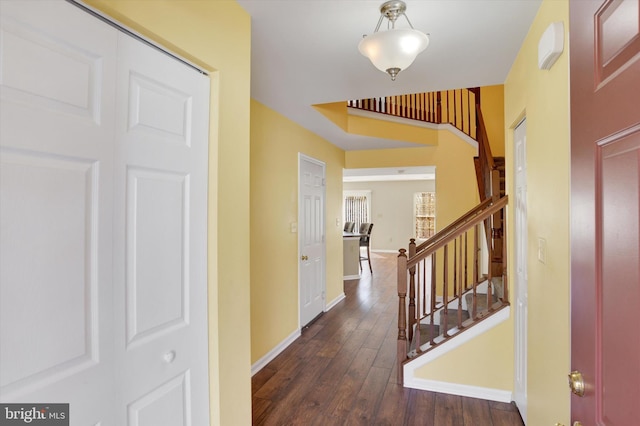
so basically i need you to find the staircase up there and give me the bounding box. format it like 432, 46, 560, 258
397, 196, 508, 383
348, 87, 509, 385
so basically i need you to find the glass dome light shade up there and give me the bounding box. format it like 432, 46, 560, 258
358, 28, 429, 74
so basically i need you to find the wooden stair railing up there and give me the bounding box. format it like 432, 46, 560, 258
397, 196, 509, 384
348, 88, 479, 141
355, 86, 511, 384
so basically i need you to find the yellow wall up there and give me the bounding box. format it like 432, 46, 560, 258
504, 0, 570, 424
345, 138, 478, 235
315, 102, 440, 145
348, 116, 439, 146
481, 85, 506, 157
83, 1, 252, 425
415, 320, 513, 390
250, 100, 345, 363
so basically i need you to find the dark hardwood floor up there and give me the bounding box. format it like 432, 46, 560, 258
252, 252, 524, 425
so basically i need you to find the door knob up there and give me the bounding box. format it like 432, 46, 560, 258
301, 255, 308, 261
163, 350, 176, 364
568, 370, 585, 397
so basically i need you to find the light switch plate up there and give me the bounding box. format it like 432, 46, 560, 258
538, 237, 547, 264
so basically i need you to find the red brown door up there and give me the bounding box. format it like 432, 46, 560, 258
570, 0, 640, 424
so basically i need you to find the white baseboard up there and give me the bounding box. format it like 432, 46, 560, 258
251, 329, 300, 376
343, 274, 360, 280
325, 292, 346, 311
404, 377, 512, 403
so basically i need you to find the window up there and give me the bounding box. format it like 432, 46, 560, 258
343, 190, 371, 229
414, 192, 436, 239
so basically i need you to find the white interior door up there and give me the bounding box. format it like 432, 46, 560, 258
113, 31, 210, 426
513, 119, 528, 423
298, 154, 325, 327
0, 1, 117, 424
0, 2, 210, 425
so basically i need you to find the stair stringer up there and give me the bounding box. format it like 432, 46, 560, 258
403, 306, 512, 402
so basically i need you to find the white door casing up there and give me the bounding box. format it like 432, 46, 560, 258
513, 118, 528, 423
0, 2, 211, 425
298, 154, 326, 327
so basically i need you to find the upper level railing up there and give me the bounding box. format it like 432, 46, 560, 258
348, 88, 480, 140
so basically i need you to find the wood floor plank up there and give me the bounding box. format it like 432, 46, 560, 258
373, 380, 412, 425
462, 397, 492, 426
373, 332, 400, 369
433, 393, 464, 426
326, 347, 379, 420
344, 366, 391, 425
251, 366, 276, 396
491, 407, 526, 426
361, 311, 394, 350
406, 388, 436, 426
253, 355, 302, 400
299, 322, 324, 341
251, 397, 272, 425
285, 332, 369, 424
489, 400, 520, 412
258, 355, 331, 426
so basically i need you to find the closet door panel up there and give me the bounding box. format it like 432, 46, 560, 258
114, 32, 210, 426
0, 1, 117, 424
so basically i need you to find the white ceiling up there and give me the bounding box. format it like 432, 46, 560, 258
237, 0, 542, 151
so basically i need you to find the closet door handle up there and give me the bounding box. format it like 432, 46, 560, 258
163, 350, 176, 364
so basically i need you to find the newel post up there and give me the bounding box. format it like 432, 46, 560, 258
397, 248, 408, 385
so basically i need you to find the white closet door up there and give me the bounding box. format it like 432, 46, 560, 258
1, 2, 211, 425
0, 1, 117, 424
113, 32, 211, 426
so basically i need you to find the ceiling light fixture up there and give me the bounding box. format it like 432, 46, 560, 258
358, 0, 429, 81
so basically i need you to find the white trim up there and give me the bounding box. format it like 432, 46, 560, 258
372, 249, 399, 254
403, 307, 510, 385
325, 292, 346, 311
404, 378, 512, 403
513, 117, 528, 423
251, 329, 301, 376
348, 108, 479, 150
343, 274, 361, 280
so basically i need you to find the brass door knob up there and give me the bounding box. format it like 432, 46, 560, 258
568, 370, 585, 397
301, 255, 308, 261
